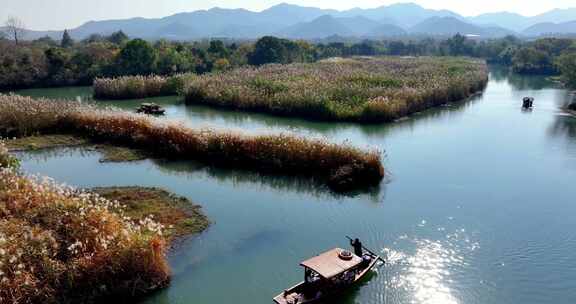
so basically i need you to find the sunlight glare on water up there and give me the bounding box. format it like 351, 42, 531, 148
385, 226, 480, 304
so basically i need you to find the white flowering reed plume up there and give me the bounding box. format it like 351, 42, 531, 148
0, 142, 169, 303
184, 56, 489, 122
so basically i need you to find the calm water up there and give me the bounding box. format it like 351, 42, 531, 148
14, 67, 576, 304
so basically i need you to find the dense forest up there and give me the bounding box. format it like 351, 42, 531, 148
1, 30, 575, 91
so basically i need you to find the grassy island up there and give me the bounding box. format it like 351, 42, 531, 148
92, 187, 210, 239
183, 56, 488, 122
0, 94, 384, 191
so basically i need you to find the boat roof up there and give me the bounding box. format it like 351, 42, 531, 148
300, 248, 362, 279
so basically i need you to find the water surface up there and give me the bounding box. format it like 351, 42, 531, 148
15, 67, 576, 304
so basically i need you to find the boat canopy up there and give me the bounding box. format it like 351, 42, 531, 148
299, 248, 362, 279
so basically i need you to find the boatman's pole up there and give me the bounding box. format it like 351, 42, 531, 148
346, 236, 386, 263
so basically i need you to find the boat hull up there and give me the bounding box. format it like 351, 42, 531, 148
273, 254, 380, 304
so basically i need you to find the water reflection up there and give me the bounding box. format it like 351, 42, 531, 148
549, 115, 576, 139
152, 159, 385, 202
181, 95, 483, 140
548, 114, 576, 158
489, 66, 554, 91
16, 146, 385, 201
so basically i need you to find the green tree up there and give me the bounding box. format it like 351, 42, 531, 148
116, 39, 157, 75
512, 47, 554, 74
156, 47, 194, 75
534, 38, 573, 56
498, 46, 518, 65
107, 31, 128, 45
61, 30, 74, 48
445, 33, 473, 56
33, 36, 58, 47
556, 53, 576, 88
248, 36, 300, 65
44, 47, 73, 84
207, 40, 229, 58
84, 34, 104, 43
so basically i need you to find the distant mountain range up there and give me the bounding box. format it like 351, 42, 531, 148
9, 3, 576, 41
523, 21, 576, 37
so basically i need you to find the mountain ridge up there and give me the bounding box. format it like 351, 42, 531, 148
6, 3, 576, 40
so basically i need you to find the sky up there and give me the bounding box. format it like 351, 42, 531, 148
1, 0, 575, 30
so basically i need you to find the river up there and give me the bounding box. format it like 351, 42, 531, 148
14, 66, 576, 304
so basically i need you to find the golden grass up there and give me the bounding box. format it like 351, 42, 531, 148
93, 74, 196, 100
184, 56, 488, 122
0, 94, 385, 191
0, 143, 170, 303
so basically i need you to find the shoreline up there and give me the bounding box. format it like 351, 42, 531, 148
183, 57, 489, 124
92, 186, 210, 243
1, 143, 210, 302
0, 94, 386, 192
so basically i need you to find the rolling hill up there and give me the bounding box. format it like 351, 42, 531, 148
523, 21, 576, 36
411, 17, 514, 37
8, 2, 576, 41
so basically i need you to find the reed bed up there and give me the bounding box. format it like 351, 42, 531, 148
0, 94, 384, 190
184, 56, 489, 122
0, 143, 169, 303
93, 74, 196, 100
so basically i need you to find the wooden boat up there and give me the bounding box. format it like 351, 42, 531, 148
273, 246, 382, 304
136, 103, 165, 115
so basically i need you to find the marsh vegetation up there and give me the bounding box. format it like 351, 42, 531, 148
93, 74, 195, 99
0, 94, 384, 191
0, 143, 170, 303
183, 56, 488, 122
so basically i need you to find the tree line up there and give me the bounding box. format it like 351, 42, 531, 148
1, 22, 575, 90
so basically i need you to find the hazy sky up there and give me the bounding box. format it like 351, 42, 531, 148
2, 0, 575, 30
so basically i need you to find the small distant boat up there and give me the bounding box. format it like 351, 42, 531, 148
136, 103, 165, 115
273, 240, 383, 304
523, 97, 534, 109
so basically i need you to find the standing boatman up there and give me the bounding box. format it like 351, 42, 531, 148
350, 238, 363, 257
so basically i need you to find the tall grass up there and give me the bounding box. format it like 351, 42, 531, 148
184, 56, 489, 122
0, 95, 384, 190
0, 143, 169, 303
93, 74, 196, 100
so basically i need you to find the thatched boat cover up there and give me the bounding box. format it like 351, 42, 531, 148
300, 248, 362, 279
